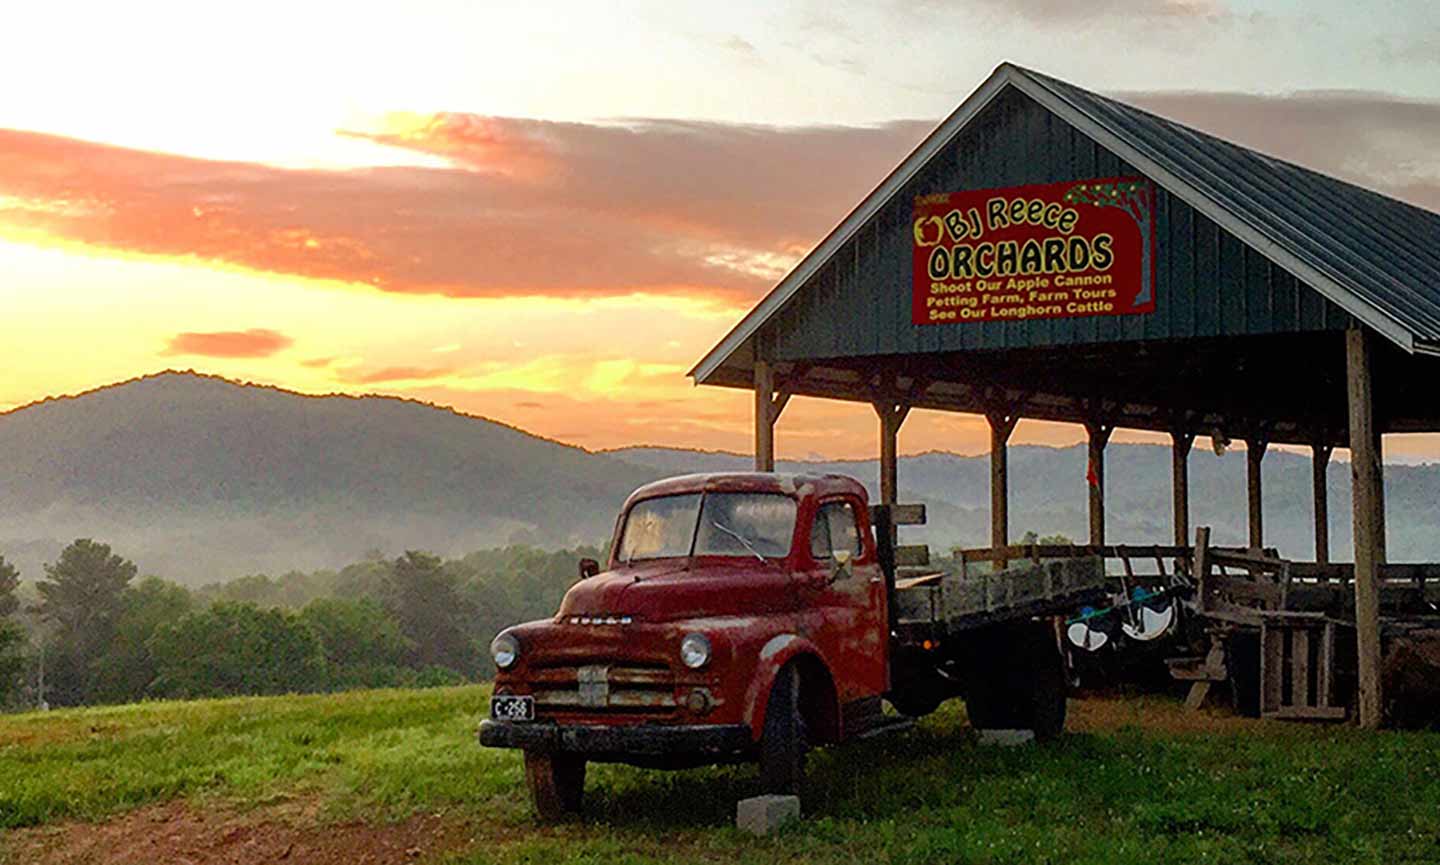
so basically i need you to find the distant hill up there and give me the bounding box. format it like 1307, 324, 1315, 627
2, 371, 1439, 585
0, 372, 652, 584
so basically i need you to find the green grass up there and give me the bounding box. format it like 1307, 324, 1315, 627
0, 686, 515, 828
4, 687, 1440, 864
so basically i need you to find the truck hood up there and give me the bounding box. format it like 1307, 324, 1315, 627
556, 559, 796, 623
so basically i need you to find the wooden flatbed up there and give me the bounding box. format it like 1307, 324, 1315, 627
892, 555, 1110, 636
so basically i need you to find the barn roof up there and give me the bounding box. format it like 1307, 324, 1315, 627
691, 62, 1440, 385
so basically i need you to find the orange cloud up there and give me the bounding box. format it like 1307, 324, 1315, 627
4, 99, 1435, 312
347, 112, 554, 180
342, 114, 935, 252
337, 365, 456, 384
162, 328, 293, 358
0, 120, 929, 302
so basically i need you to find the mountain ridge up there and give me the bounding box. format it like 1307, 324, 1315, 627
2, 371, 1439, 585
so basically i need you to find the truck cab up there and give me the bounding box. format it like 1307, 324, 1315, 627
479, 471, 1070, 819
480, 472, 900, 815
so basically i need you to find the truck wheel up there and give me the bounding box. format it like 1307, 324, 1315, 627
964, 625, 1067, 741
760, 664, 807, 794
524, 750, 586, 821
1024, 630, 1067, 741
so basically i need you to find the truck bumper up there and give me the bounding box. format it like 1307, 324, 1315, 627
479, 720, 753, 761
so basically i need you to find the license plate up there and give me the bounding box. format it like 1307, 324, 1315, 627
490, 695, 535, 722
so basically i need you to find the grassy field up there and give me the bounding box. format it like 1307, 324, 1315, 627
3, 686, 1440, 864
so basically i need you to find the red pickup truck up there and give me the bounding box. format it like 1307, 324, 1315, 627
480, 472, 1092, 819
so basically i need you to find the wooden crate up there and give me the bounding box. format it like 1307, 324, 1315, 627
1259, 613, 1350, 721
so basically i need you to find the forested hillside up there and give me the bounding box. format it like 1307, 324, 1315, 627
0, 372, 649, 583
4, 372, 1440, 590
0, 542, 594, 709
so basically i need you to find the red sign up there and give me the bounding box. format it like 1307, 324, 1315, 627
912, 177, 1155, 326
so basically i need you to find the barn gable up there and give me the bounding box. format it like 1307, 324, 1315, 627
692, 63, 1440, 386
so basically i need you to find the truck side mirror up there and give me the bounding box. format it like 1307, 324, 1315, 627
578, 558, 600, 579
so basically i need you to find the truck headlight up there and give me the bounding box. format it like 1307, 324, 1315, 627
680, 633, 712, 669
491, 633, 520, 669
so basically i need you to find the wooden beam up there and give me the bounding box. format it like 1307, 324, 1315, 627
894, 544, 931, 567
704, 362, 1366, 448
1312, 442, 1333, 565
1346, 328, 1384, 730
874, 400, 910, 506
988, 410, 1019, 549
754, 360, 775, 472
1084, 420, 1113, 546
753, 361, 797, 472
871, 503, 926, 527
1246, 437, 1269, 550
1170, 430, 1195, 547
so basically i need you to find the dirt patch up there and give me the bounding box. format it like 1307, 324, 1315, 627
1069, 694, 1276, 736
3, 800, 478, 865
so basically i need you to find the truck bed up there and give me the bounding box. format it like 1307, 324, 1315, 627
893, 555, 1110, 634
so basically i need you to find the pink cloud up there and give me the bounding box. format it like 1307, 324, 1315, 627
336, 365, 456, 385
1, 95, 1434, 309
162, 328, 293, 358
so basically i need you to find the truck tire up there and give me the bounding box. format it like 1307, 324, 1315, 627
524, 750, 586, 821
1024, 630, 1068, 741
964, 624, 1067, 741
760, 664, 807, 794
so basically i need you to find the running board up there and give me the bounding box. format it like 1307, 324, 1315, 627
851, 716, 915, 740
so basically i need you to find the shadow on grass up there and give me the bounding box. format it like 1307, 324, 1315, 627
579, 707, 1038, 830
448, 694, 1440, 864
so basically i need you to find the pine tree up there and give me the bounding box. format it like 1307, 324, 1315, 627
36, 539, 137, 704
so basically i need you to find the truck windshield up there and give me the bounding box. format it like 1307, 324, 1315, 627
618, 492, 797, 562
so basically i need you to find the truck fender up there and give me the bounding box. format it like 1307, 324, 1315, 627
743, 634, 841, 744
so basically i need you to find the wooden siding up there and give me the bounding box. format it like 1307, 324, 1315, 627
761, 88, 1355, 364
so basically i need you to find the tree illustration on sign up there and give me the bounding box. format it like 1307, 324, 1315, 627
1064, 180, 1153, 308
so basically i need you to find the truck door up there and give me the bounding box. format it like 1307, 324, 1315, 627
798, 496, 889, 700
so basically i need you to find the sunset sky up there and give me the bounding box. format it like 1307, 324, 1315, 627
4, 1, 1439, 459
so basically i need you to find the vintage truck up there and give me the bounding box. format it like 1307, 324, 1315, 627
479, 472, 1108, 819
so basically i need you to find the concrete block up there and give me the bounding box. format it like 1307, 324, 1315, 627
975, 728, 1035, 747
736, 794, 800, 835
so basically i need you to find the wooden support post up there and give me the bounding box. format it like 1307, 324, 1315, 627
1084, 420, 1113, 546
1170, 430, 1195, 548
752, 361, 791, 473
874, 400, 911, 507
1246, 437, 1268, 551
1374, 424, 1388, 564
988, 411, 1019, 549
754, 361, 774, 472
1193, 526, 1213, 612
1312, 442, 1333, 565
1346, 328, 1384, 730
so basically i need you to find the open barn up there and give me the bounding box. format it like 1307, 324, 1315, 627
692, 63, 1440, 729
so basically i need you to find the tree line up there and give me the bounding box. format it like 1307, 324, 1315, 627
0, 540, 603, 710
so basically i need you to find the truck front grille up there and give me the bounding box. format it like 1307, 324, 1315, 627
529, 662, 678, 716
